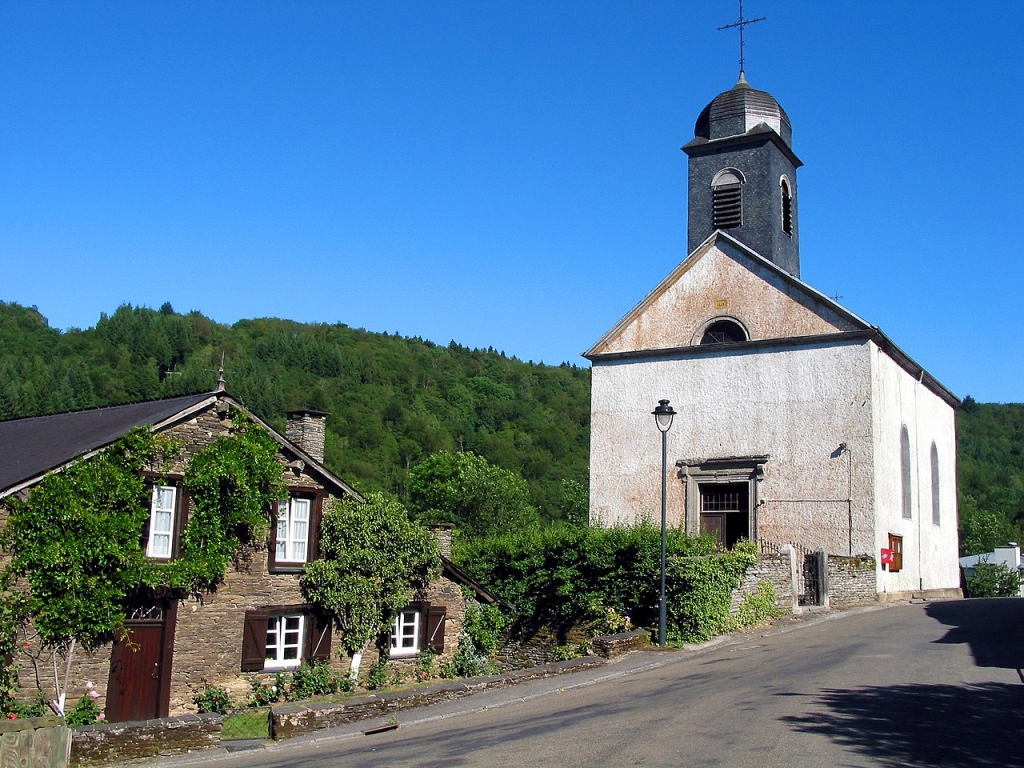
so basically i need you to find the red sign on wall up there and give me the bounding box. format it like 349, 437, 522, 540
880, 548, 895, 565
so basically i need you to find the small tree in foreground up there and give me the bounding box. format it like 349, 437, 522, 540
301, 492, 441, 679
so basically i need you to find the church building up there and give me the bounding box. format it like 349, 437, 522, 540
585, 72, 961, 600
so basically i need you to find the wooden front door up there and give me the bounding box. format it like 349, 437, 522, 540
106, 601, 176, 722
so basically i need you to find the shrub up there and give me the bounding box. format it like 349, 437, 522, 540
965, 561, 1022, 598
365, 660, 400, 691
440, 637, 491, 679
732, 581, 783, 628
193, 684, 233, 714
463, 602, 507, 656
247, 673, 287, 707
65, 693, 102, 727
288, 660, 351, 700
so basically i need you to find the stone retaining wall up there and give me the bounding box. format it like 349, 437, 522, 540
271, 657, 604, 740
591, 630, 651, 658
0, 715, 69, 768
827, 555, 878, 608
732, 553, 794, 613
66, 658, 607, 765
70, 714, 222, 767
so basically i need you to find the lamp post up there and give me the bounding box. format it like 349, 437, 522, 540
652, 399, 676, 647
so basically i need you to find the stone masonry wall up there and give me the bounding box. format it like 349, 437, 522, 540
827, 555, 877, 608
730, 553, 793, 614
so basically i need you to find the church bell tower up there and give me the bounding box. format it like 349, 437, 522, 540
682, 73, 802, 277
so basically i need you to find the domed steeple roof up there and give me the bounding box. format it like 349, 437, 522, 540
693, 72, 792, 147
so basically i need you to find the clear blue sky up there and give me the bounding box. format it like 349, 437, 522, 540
2, 2, 1021, 403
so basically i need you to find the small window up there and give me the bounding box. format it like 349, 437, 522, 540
700, 320, 747, 345
387, 604, 447, 658
390, 610, 420, 658
240, 608, 332, 672
266, 614, 304, 668
712, 169, 743, 230
900, 426, 912, 519
780, 177, 793, 236
147, 485, 177, 559
931, 443, 940, 526
276, 498, 311, 563
888, 534, 903, 572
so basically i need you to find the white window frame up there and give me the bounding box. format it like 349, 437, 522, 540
276, 497, 311, 564
389, 610, 420, 658
147, 485, 177, 559
265, 614, 304, 668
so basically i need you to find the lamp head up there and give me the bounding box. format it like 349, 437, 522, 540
652, 399, 676, 433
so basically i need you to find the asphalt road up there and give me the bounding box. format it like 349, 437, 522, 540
162, 599, 1024, 768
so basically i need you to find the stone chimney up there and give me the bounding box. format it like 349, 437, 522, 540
430, 524, 453, 559
285, 410, 328, 464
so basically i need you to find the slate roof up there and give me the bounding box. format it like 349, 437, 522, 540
693, 73, 793, 147
0, 393, 213, 495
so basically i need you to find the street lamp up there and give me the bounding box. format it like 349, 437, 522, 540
652, 399, 676, 647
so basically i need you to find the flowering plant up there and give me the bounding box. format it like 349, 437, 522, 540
65, 683, 102, 727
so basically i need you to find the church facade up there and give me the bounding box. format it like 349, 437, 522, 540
586, 74, 961, 600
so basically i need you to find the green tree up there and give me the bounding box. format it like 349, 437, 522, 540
964, 560, 1022, 598
0, 428, 159, 713
408, 451, 540, 538
301, 492, 440, 677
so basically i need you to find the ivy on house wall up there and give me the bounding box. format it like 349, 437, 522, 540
0, 411, 287, 713
162, 414, 284, 593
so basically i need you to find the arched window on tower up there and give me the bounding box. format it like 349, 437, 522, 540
900, 425, 913, 519
700, 319, 748, 345
780, 176, 793, 236
712, 169, 744, 230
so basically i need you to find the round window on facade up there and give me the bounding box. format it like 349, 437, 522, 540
700, 320, 748, 345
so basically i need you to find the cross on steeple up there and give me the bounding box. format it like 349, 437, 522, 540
718, 0, 766, 78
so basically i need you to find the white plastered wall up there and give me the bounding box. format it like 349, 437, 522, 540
870, 343, 960, 594
589, 339, 876, 555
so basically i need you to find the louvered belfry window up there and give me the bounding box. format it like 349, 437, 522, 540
781, 177, 794, 236
712, 170, 743, 229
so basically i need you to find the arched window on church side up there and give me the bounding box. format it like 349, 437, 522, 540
712, 169, 743, 230
700, 319, 747, 345
780, 176, 793, 236
900, 425, 912, 519
930, 442, 940, 526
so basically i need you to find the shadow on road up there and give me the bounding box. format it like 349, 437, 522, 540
782, 681, 1024, 767
926, 598, 1024, 673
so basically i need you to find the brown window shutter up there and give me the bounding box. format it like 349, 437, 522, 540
425, 605, 446, 653
173, 487, 190, 560
241, 609, 269, 671
267, 504, 279, 569
306, 614, 332, 663
309, 495, 323, 561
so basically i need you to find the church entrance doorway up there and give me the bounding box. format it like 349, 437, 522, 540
700, 483, 749, 549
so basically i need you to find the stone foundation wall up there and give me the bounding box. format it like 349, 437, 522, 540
0, 715, 69, 768
827, 555, 877, 608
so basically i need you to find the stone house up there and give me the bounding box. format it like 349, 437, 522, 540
0, 390, 496, 721
586, 73, 961, 601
